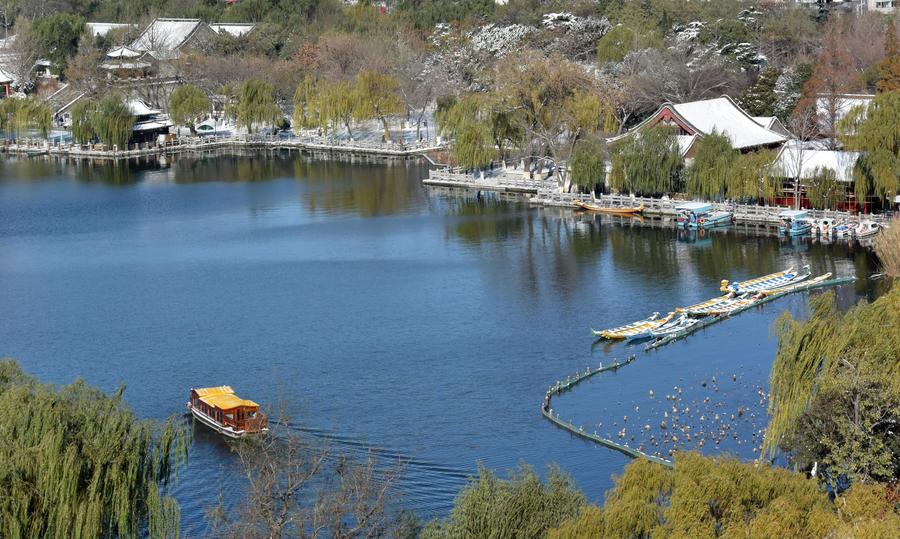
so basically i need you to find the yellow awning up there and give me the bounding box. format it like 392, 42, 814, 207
200, 393, 259, 410
194, 386, 235, 397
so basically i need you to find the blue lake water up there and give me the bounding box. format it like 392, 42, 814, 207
0, 152, 884, 534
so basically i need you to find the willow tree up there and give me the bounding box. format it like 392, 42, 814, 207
231, 79, 282, 134
355, 70, 403, 142
570, 138, 606, 193
609, 127, 683, 196
311, 80, 360, 139
436, 93, 518, 169
70, 100, 96, 144
495, 52, 616, 191
0, 359, 188, 538
764, 286, 900, 485
169, 84, 210, 134
839, 91, 900, 205
0, 97, 52, 139
93, 94, 134, 149
686, 131, 736, 200
291, 75, 318, 130
726, 149, 780, 203
805, 166, 843, 209
421, 465, 585, 538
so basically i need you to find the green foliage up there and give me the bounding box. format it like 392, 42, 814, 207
765, 286, 900, 485
395, 0, 495, 30
596, 24, 663, 64
804, 166, 843, 209
435, 94, 497, 168
727, 149, 781, 203
231, 79, 282, 134
874, 216, 900, 278
609, 127, 684, 196
354, 70, 404, 141
840, 91, 900, 203
169, 84, 211, 134
686, 131, 735, 200
70, 100, 96, 144
0, 97, 52, 139
0, 358, 187, 538
28, 13, 85, 74
291, 75, 318, 130
91, 94, 135, 149
421, 464, 585, 539
570, 139, 606, 193
740, 67, 780, 117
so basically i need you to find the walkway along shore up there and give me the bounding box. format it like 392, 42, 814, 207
542, 274, 857, 467
423, 168, 891, 230
0, 134, 446, 160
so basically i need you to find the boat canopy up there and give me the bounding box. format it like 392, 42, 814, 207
778, 209, 809, 219
675, 201, 712, 213
194, 386, 259, 409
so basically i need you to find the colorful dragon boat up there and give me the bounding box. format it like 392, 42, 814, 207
592, 312, 674, 340
719, 265, 810, 294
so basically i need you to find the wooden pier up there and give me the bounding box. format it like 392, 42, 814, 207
0, 134, 446, 161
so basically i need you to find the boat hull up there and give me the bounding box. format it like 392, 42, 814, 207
574, 200, 644, 215
188, 404, 268, 438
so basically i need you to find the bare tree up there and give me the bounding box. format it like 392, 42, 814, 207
207, 415, 413, 539
784, 101, 820, 209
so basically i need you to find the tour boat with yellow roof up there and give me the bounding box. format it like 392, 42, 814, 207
187, 386, 268, 438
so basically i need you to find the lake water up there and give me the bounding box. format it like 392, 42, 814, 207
0, 152, 885, 534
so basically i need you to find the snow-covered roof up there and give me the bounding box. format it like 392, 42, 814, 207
126, 99, 161, 117
815, 94, 873, 124
0, 66, 13, 84
107, 46, 142, 58
670, 96, 787, 149
209, 23, 255, 37
131, 18, 204, 55
100, 61, 151, 70
773, 140, 860, 183
676, 134, 699, 156
86, 22, 135, 37
133, 119, 173, 131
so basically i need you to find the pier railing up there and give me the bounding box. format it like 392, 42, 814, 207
0, 133, 446, 159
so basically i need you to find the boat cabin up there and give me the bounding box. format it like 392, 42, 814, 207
675, 201, 712, 226
188, 386, 267, 438
777, 209, 809, 222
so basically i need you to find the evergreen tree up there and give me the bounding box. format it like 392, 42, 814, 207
739, 67, 780, 117
876, 20, 900, 94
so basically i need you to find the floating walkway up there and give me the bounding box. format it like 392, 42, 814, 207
544, 272, 857, 467
644, 275, 855, 351
541, 355, 674, 468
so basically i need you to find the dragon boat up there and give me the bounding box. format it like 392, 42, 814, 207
677, 294, 735, 317
719, 265, 810, 294
649, 313, 699, 337
703, 294, 763, 315
592, 312, 674, 340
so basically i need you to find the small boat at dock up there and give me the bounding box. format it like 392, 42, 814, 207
697, 211, 733, 229
778, 210, 812, 236
188, 386, 268, 438
574, 200, 644, 215
592, 312, 674, 340
854, 220, 881, 238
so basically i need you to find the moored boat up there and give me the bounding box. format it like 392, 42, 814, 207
648, 313, 699, 338
697, 210, 733, 229
704, 293, 762, 315
592, 312, 674, 340
778, 210, 812, 236
574, 200, 645, 215
833, 223, 852, 238
719, 266, 810, 294
187, 386, 268, 438
675, 201, 713, 229
854, 220, 881, 238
